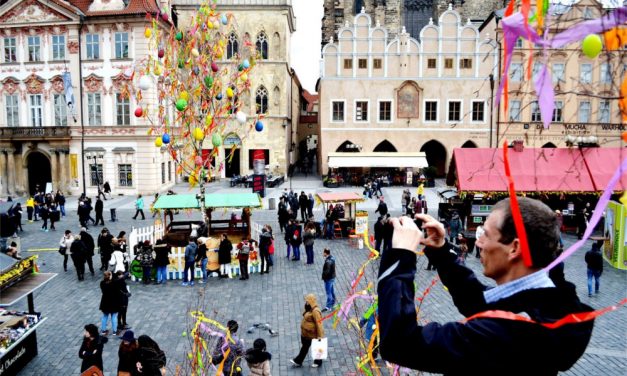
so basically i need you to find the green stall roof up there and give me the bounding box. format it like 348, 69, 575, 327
153, 193, 262, 210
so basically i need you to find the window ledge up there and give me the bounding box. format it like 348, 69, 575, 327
49, 59, 69, 64
24, 61, 43, 65
111, 58, 132, 62
0, 62, 19, 66
84, 59, 104, 63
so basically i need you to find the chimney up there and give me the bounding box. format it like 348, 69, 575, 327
512, 140, 524, 152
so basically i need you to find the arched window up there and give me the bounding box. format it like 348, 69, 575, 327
227, 32, 239, 59
255, 86, 268, 114
256, 32, 268, 60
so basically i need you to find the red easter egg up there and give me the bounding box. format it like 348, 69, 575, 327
134, 107, 143, 117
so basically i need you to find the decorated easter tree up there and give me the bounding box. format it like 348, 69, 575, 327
132, 0, 262, 218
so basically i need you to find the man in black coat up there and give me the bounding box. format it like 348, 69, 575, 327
80, 227, 96, 276
375, 197, 388, 217
374, 216, 384, 252
378, 197, 594, 375
97, 228, 114, 271
298, 191, 309, 222
95, 197, 105, 225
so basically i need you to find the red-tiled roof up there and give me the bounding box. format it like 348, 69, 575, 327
302, 89, 318, 113
68, 0, 159, 16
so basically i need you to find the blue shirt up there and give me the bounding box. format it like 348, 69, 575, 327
483, 270, 555, 304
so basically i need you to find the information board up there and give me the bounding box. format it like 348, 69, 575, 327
355, 210, 368, 235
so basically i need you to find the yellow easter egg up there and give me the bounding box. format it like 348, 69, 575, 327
193, 127, 204, 141
155, 137, 163, 147
144, 28, 152, 38
180, 91, 190, 101
191, 48, 199, 57
240, 73, 248, 82
226, 87, 234, 98
205, 114, 213, 126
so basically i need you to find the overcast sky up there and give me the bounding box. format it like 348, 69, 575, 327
290, 0, 323, 93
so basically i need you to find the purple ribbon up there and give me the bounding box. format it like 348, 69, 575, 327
545, 157, 627, 271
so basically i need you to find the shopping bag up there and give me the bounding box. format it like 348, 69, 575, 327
310, 337, 328, 360
81, 366, 104, 376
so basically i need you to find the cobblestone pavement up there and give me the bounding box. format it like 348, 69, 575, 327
7, 178, 626, 375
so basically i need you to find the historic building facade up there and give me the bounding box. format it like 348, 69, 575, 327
172, 0, 302, 178
0, 0, 175, 197
482, 0, 626, 148
319, 6, 497, 175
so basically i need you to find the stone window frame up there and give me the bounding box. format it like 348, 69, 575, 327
579, 63, 592, 84
424, 99, 438, 123
552, 100, 564, 122
255, 85, 269, 114
118, 163, 133, 187
53, 93, 68, 126
227, 32, 239, 59
85, 33, 100, 60
256, 32, 268, 60
470, 100, 486, 123
510, 62, 523, 82
509, 100, 522, 122
87, 92, 102, 126
51, 34, 66, 61
113, 32, 129, 59
578, 100, 591, 123
551, 62, 565, 83
358, 58, 367, 69
444, 58, 453, 69
530, 101, 542, 122
597, 99, 610, 123
27, 35, 41, 62
354, 99, 369, 123
427, 58, 436, 69
460, 58, 472, 69
115, 93, 131, 126
330, 100, 345, 123
29, 94, 43, 127
377, 99, 393, 123
5, 94, 19, 127
446, 99, 462, 123
373, 58, 382, 69
3, 37, 17, 63
343, 58, 353, 69
599, 62, 611, 84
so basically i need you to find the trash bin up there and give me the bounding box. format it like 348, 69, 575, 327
110, 208, 117, 222
268, 198, 276, 210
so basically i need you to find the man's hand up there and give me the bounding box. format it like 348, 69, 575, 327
390, 216, 423, 252
415, 214, 446, 248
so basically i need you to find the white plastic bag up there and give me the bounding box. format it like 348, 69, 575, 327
310, 338, 328, 360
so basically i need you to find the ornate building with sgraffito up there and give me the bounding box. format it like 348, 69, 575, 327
0, 0, 175, 197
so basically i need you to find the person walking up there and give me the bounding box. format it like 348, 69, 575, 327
308, 193, 315, 219
303, 222, 316, 265
95, 197, 105, 225
258, 226, 273, 274
284, 219, 295, 259
153, 239, 171, 284
321, 248, 336, 312
12, 203, 23, 233
290, 294, 325, 368
182, 238, 197, 286
290, 222, 302, 261
59, 230, 73, 272
377, 198, 595, 374
196, 237, 208, 284
55, 190, 66, 217
448, 211, 463, 242
299, 191, 309, 223
236, 239, 252, 280
100, 271, 120, 336
244, 338, 272, 376
98, 228, 114, 271
103, 181, 112, 200
133, 194, 145, 220
585, 241, 604, 297
375, 197, 388, 217
218, 234, 232, 278
40, 203, 49, 231
117, 330, 138, 375
80, 227, 96, 276
70, 235, 87, 281
26, 196, 35, 222
79, 323, 108, 373
277, 197, 289, 234
109, 245, 127, 274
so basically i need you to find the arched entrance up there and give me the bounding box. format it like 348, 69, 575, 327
27, 151, 51, 194
223, 134, 241, 177
542, 142, 557, 148
373, 140, 397, 152
336, 140, 360, 152
461, 140, 478, 148
420, 140, 447, 177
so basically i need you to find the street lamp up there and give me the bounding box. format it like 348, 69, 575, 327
85, 151, 104, 197
289, 142, 295, 191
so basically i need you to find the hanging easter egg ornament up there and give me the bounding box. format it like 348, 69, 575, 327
211, 62, 219, 72
162, 133, 171, 144
205, 114, 213, 126
155, 137, 163, 147
176, 98, 188, 111
158, 48, 164, 58
193, 127, 204, 141
144, 28, 152, 38
582, 34, 602, 58
216, 93, 223, 100
255, 120, 263, 132
242, 59, 250, 69
195, 156, 203, 166
221, 14, 228, 25
138, 75, 151, 90
204, 76, 213, 88
134, 107, 143, 117
212, 133, 222, 147
161, 11, 169, 22
175, 31, 183, 41
236, 111, 247, 124
180, 91, 190, 101
226, 87, 234, 98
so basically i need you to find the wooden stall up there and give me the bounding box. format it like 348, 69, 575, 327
315, 192, 365, 237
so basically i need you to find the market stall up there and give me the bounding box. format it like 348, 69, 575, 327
0, 254, 56, 375
315, 192, 365, 237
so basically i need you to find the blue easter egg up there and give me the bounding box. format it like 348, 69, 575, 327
221, 15, 227, 25
162, 133, 170, 144
255, 120, 263, 132
216, 93, 223, 100
242, 59, 250, 69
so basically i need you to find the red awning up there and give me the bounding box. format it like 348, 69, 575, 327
579, 148, 627, 192
454, 148, 596, 192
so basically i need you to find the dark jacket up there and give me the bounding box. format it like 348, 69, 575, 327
377, 243, 594, 376
585, 245, 603, 272
375, 201, 388, 216
138, 245, 154, 268
184, 242, 197, 263
195, 243, 208, 262
244, 348, 272, 376
259, 231, 273, 254
212, 335, 244, 376
374, 219, 384, 241
117, 343, 137, 373
95, 199, 103, 214
80, 231, 95, 256
100, 280, 121, 314
290, 226, 302, 247
135, 345, 166, 376
218, 239, 233, 264
70, 239, 86, 260
79, 335, 108, 372
322, 255, 336, 281
98, 233, 114, 255
153, 243, 171, 267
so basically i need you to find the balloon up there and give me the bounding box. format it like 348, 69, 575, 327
176, 98, 188, 111
195, 155, 203, 166
582, 34, 602, 58
155, 137, 163, 147
255, 120, 263, 132
193, 127, 204, 141
205, 114, 213, 126
211, 62, 219, 72
180, 91, 190, 101
138, 76, 151, 90
216, 93, 222, 100
144, 28, 152, 38
226, 87, 234, 98
236, 111, 247, 124
162, 133, 170, 144
175, 31, 183, 41
158, 48, 164, 58
212, 133, 222, 147
242, 59, 250, 69
221, 14, 227, 25
134, 107, 143, 117
204, 75, 213, 88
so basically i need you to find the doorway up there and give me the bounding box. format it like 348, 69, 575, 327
225, 148, 240, 177
420, 140, 447, 177
27, 151, 51, 194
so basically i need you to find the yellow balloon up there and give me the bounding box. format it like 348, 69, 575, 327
205, 114, 213, 126
226, 87, 234, 98
180, 91, 190, 101
193, 127, 204, 141
155, 137, 163, 147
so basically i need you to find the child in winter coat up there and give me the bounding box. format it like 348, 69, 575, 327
245, 338, 272, 376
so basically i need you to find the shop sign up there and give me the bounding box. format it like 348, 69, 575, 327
355, 210, 368, 235
223, 135, 241, 146
251, 175, 266, 198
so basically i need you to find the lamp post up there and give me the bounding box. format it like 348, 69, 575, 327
85, 151, 104, 197
289, 142, 295, 192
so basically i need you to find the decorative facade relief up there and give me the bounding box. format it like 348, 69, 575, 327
83, 74, 105, 93
24, 74, 45, 94
0, 0, 69, 24
67, 40, 79, 54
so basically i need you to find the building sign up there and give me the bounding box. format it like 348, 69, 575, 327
70, 154, 78, 179
251, 175, 266, 198
223, 134, 241, 146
